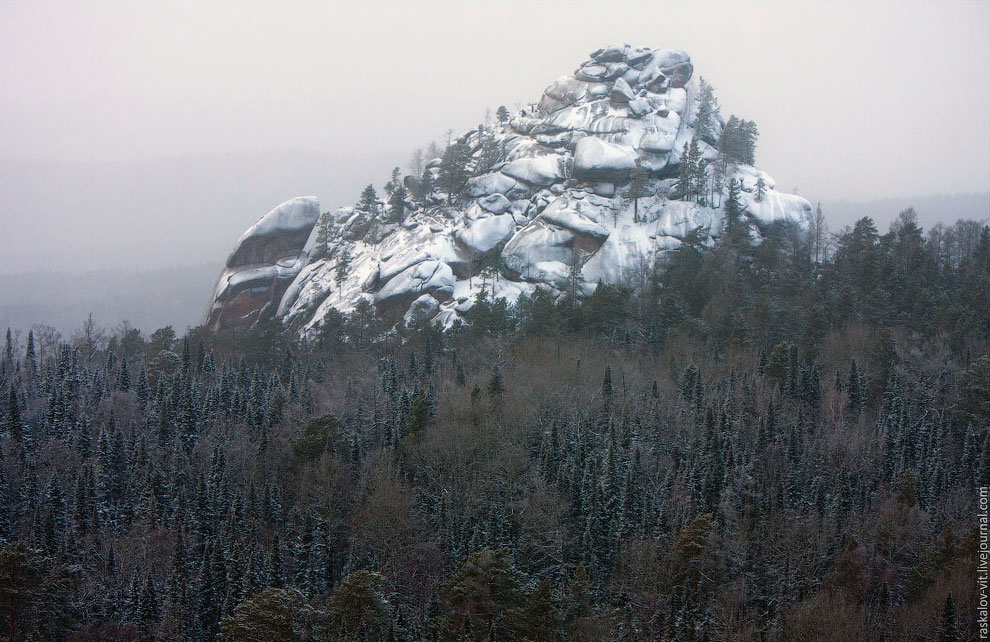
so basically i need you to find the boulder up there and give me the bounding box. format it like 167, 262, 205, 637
610, 77, 636, 104
207, 197, 320, 330
478, 193, 512, 214
501, 155, 566, 187
573, 137, 638, 182
454, 215, 516, 256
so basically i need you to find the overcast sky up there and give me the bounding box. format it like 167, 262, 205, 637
1, 0, 988, 272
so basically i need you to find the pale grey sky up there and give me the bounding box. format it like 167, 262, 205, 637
1, 0, 988, 272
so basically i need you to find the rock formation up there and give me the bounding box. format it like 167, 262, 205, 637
206, 196, 320, 330
207, 44, 812, 335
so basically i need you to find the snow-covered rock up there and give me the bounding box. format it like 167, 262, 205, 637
455, 215, 516, 256
207, 196, 320, 330
573, 138, 638, 182
207, 45, 812, 336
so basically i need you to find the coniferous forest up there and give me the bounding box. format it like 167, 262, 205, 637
1, 211, 989, 641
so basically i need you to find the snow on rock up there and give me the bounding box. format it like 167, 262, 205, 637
502, 223, 580, 279
744, 190, 813, 227
539, 193, 614, 241
501, 155, 567, 187
573, 137, 638, 182
376, 260, 454, 307
227, 196, 320, 268
404, 293, 440, 325
455, 214, 516, 256
207, 196, 320, 330
478, 193, 512, 214
207, 45, 812, 336
466, 172, 521, 198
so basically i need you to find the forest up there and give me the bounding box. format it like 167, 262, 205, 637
1, 209, 988, 641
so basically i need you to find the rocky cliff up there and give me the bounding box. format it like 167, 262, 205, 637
206, 196, 320, 330
208, 44, 812, 334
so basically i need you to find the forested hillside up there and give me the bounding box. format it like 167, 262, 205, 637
1, 210, 988, 641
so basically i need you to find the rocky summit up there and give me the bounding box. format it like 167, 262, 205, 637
207, 44, 813, 334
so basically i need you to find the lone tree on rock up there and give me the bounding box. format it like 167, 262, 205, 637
627, 165, 651, 223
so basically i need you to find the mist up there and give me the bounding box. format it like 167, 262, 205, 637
0, 0, 988, 331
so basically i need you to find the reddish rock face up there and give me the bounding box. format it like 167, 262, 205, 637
206, 196, 320, 331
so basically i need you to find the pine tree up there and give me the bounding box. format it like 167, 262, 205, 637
418, 166, 435, 202
755, 175, 766, 202
389, 182, 408, 224
335, 247, 351, 288
438, 141, 471, 205
601, 366, 614, 406
25, 331, 36, 376
358, 184, 379, 215
627, 165, 650, 223
938, 593, 957, 642
6, 387, 21, 441
487, 367, 504, 398
312, 212, 333, 260
329, 570, 387, 637
724, 178, 744, 238
496, 105, 510, 123
719, 116, 759, 165
117, 359, 130, 391
504, 579, 562, 641
693, 77, 720, 144
678, 137, 703, 201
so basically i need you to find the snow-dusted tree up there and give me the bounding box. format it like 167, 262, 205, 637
312, 212, 332, 260
335, 247, 351, 288
357, 184, 379, 215
724, 178, 744, 237
755, 175, 766, 201
719, 115, 758, 165
389, 183, 407, 225
693, 77, 720, 145
438, 141, 471, 205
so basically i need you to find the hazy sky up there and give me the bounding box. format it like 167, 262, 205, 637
1, 0, 988, 272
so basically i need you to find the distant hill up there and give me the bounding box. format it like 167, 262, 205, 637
0, 262, 220, 335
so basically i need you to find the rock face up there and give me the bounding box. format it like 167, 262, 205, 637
206, 196, 320, 330
208, 45, 812, 336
